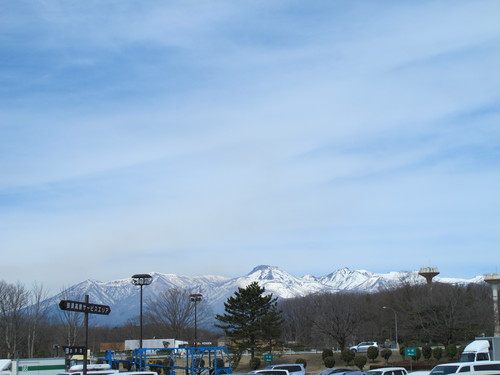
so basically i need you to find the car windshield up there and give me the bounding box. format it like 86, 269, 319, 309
430, 366, 459, 375
367, 371, 382, 375
459, 353, 475, 362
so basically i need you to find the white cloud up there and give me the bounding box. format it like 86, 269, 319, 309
1, 0, 499, 292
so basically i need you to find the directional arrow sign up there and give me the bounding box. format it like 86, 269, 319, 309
59, 300, 111, 315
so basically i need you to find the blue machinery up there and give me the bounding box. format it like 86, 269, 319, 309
104, 347, 232, 375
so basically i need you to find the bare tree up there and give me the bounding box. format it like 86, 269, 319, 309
0, 281, 30, 358
308, 292, 362, 350
58, 287, 84, 346
279, 297, 314, 347
145, 288, 212, 340
26, 283, 50, 357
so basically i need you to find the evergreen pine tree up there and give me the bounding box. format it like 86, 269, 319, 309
215, 281, 283, 358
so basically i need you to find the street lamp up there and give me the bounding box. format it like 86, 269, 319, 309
132, 274, 153, 351
189, 293, 202, 347
382, 306, 398, 349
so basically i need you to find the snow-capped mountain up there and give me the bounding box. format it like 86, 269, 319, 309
44, 265, 484, 326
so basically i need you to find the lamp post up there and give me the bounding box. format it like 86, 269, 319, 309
132, 274, 153, 352
382, 306, 398, 349
189, 293, 202, 347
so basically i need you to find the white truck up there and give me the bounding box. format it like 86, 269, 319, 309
0, 358, 66, 375
460, 337, 500, 362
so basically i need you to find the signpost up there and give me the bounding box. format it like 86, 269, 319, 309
59, 296, 111, 375
63, 346, 86, 355
404, 347, 417, 372
59, 300, 111, 315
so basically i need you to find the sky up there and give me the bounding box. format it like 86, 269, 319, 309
1, 0, 499, 294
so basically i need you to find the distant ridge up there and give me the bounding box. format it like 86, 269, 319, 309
44, 265, 484, 325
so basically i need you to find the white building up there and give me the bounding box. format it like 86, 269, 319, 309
124, 338, 188, 351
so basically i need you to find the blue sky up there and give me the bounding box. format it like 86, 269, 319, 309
1, 0, 499, 293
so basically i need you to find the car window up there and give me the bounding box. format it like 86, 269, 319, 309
476, 353, 489, 361
276, 366, 302, 372
458, 366, 470, 373
473, 364, 500, 371
430, 365, 459, 375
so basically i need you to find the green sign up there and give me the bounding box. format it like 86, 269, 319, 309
264, 353, 274, 362
405, 347, 417, 357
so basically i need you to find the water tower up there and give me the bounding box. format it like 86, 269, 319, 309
418, 267, 440, 287
484, 273, 500, 337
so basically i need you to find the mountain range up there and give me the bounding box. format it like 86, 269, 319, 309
46, 265, 485, 326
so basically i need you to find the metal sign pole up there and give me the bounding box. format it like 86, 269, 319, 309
83, 295, 89, 375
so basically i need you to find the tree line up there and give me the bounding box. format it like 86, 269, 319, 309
0, 277, 494, 360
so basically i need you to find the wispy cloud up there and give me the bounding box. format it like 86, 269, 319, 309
1, 0, 499, 291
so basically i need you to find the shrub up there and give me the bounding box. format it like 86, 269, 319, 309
422, 345, 432, 360
322, 349, 334, 360
432, 347, 443, 361
341, 349, 355, 365
380, 349, 392, 364
399, 346, 406, 357
214, 358, 225, 368
367, 346, 379, 362
324, 356, 336, 368
445, 344, 457, 360
409, 348, 422, 361
249, 358, 261, 370
354, 355, 367, 371
295, 358, 307, 368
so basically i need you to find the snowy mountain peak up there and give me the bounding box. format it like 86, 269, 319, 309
248, 265, 278, 274
44, 266, 485, 326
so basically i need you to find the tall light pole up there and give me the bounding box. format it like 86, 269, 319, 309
383, 306, 398, 349
190, 293, 202, 347
132, 274, 153, 352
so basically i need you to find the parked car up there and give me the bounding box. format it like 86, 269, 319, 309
429, 361, 500, 375
318, 369, 352, 375
264, 364, 306, 375
249, 370, 290, 375
366, 367, 408, 375
350, 341, 380, 352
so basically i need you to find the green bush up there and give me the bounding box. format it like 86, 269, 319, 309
249, 358, 261, 370
341, 349, 355, 365
322, 349, 334, 360
295, 358, 307, 368
412, 348, 422, 361
367, 346, 379, 362
445, 344, 457, 360
214, 358, 225, 368
380, 349, 392, 364
324, 356, 336, 368
354, 355, 367, 371
422, 345, 432, 360
432, 347, 443, 361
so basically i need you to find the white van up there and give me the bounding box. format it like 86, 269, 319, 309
367, 367, 408, 375
429, 361, 500, 375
